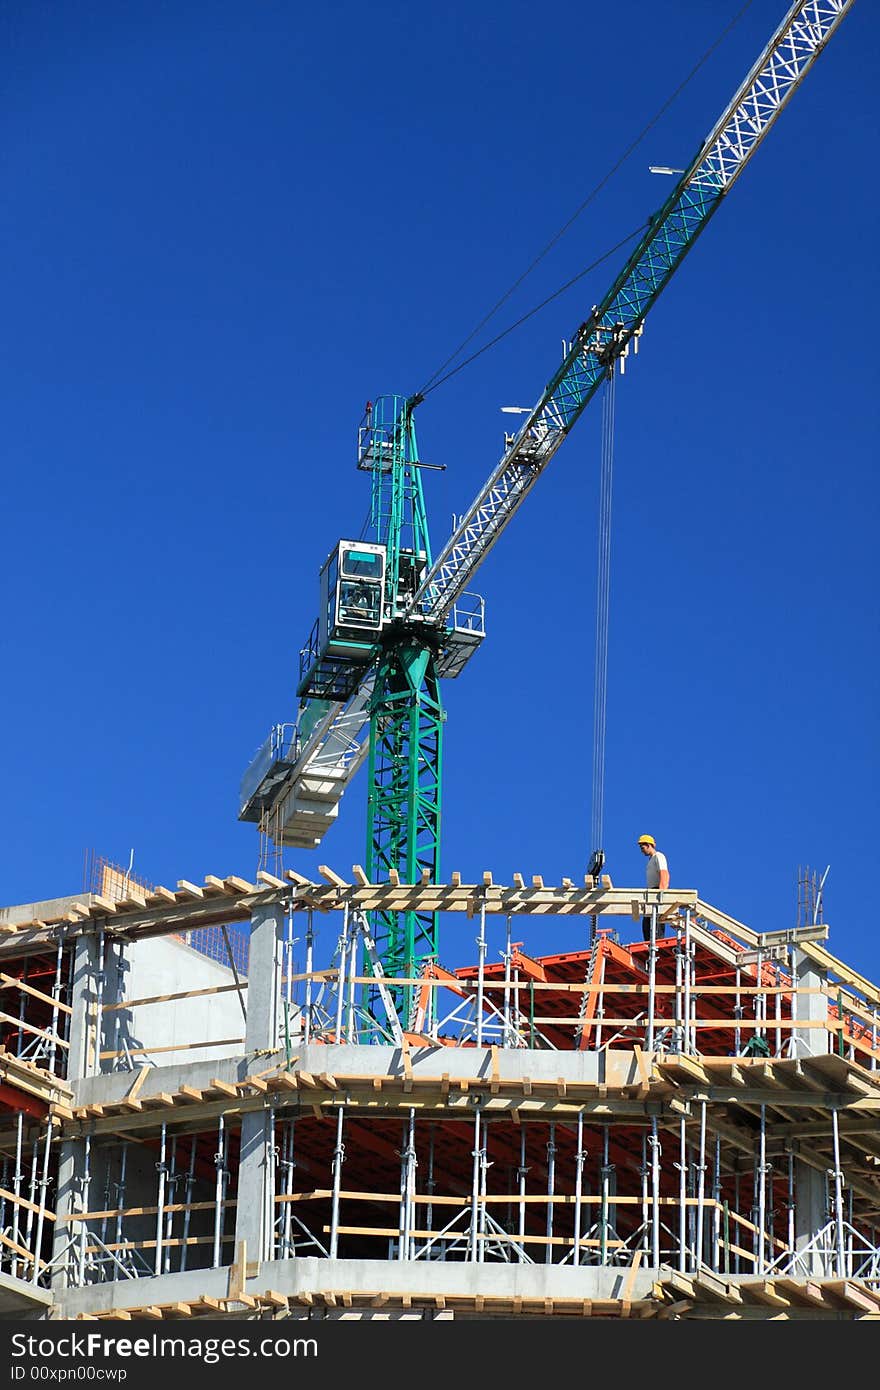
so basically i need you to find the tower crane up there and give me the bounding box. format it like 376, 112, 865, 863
239, 0, 856, 1013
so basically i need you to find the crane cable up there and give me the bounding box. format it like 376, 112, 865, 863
590, 367, 616, 870
416, 0, 756, 400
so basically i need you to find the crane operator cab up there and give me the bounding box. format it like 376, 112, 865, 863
325, 540, 386, 642
297, 540, 387, 702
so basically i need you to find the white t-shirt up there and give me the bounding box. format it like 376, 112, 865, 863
646, 850, 668, 889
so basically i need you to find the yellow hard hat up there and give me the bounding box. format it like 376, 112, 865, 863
638, 834, 655, 847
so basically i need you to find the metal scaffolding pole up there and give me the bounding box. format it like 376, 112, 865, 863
646, 906, 658, 1051
24, 1138, 38, 1271
31, 1119, 53, 1285
154, 1122, 167, 1277
346, 917, 358, 1043
112, 1143, 129, 1281
573, 1113, 585, 1266
11, 1114, 23, 1280
831, 1107, 846, 1276
304, 912, 315, 1045
48, 932, 65, 1075
468, 1108, 482, 1262
734, 966, 743, 1055
334, 906, 350, 1041
518, 1126, 528, 1248
677, 1115, 687, 1272
545, 1122, 556, 1265
712, 1137, 722, 1273
329, 1106, 345, 1259
502, 915, 512, 1047
425, 1123, 435, 1234
93, 928, 105, 1076
78, 1135, 92, 1288
266, 1106, 277, 1263
398, 1108, 416, 1261
684, 909, 693, 1053
600, 1128, 614, 1267
213, 1116, 226, 1269
179, 1138, 196, 1273
650, 1117, 661, 1268
476, 900, 487, 1046
695, 1101, 707, 1270
164, 1136, 178, 1274
281, 1119, 295, 1257
757, 1105, 767, 1274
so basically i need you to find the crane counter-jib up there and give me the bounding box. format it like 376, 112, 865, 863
407, 0, 856, 627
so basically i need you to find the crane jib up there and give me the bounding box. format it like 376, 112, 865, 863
408, 0, 856, 626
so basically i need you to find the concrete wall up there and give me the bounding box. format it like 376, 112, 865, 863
107, 935, 246, 1070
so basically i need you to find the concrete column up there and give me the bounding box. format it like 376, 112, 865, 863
244, 904, 285, 1054
50, 1142, 81, 1291
791, 947, 827, 1059
794, 1157, 827, 1277
66, 935, 99, 1082
235, 905, 285, 1266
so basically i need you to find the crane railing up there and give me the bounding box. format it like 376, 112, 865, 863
408, 0, 854, 625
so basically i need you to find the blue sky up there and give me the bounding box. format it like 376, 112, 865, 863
2, 2, 877, 979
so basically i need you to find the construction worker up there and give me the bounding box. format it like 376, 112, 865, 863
638, 834, 669, 942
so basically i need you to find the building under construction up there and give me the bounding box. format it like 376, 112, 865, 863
2, 0, 872, 1330
0, 862, 878, 1322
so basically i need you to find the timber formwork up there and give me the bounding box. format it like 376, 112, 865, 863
0, 869, 878, 1321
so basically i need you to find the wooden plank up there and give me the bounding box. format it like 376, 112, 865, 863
126, 1065, 152, 1103
223, 876, 255, 893
351, 865, 371, 887
318, 865, 349, 888
176, 880, 204, 899
256, 871, 286, 889
0, 972, 73, 1015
